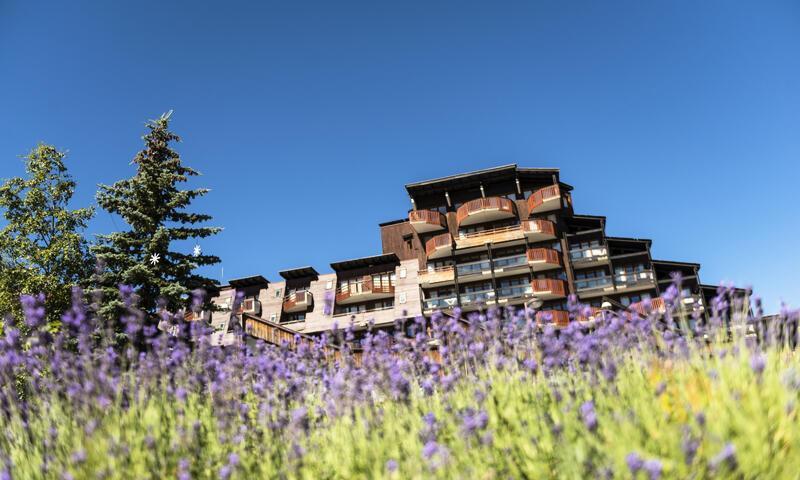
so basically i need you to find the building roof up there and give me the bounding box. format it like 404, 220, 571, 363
378, 218, 408, 227
279, 266, 319, 281
652, 259, 701, 268
606, 236, 653, 246
404, 164, 567, 197
227, 275, 269, 288
330, 252, 400, 272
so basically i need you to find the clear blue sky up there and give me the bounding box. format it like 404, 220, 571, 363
1, 1, 798, 312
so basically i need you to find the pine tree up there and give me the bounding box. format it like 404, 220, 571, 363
0, 144, 94, 327
93, 112, 221, 322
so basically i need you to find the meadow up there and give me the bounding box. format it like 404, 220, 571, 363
1, 282, 799, 479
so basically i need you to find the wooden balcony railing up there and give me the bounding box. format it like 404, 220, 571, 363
455, 224, 525, 248
536, 310, 570, 327
335, 276, 395, 303
526, 248, 563, 269
521, 219, 557, 238
418, 265, 455, 284
283, 290, 312, 312
527, 185, 561, 213
629, 297, 666, 316
530, 278, 567, 297
425, 233, 454, 258
245, 316, 300, 346
455, 196, 515, 226
409, 210, 447, 232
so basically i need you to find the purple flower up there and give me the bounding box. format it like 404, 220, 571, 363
709, 443, 737, 470
750, 354, 766, 376
643, 459, 662, 480
580, 401, 598, 432
385, 459, 398, 472
422, 441, 440, 459
626, 452, 644, 473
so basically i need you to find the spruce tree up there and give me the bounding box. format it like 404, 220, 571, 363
93, 112, 221, 321
0, 144, 94, 327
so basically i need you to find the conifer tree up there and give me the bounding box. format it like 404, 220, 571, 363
0, 144, 94, 327
93, 112, 221, 321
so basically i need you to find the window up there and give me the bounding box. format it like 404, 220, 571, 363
285, 313, 306, 323
274, 288, 282, 298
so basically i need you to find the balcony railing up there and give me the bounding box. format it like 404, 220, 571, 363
521, 219, 557, 241
456, 196, 516, 227
575, 276, 614, 292
423, 296, 458, 311
425, 233, 454, 259
283, 290, 313, 313
335, 276, 395, 304
460, 289, 495, 306
530, 278, 567, 299
629, 297, 666, 316
526, 248, 562, 271
492, 254, 528, 273
455, 224, 524, 249
569, 246, 609, 266
536, 310, 570, 327
456, 258, 491, 278
332, 305, 394, 319
409, 209, 447, 233
418, 265, 455, 285
527, 185, 561, 214
497, 284, 533, 300
615, 270, 655, 290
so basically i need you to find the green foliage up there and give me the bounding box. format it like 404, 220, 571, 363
4, 344, 800, 478
92, 112, 221, 319
0, 144, 94, 326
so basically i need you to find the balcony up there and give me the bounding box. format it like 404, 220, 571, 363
456, 196, 516, 227
335, 276, 395, 305
419, 265, 455, 286
455, 258, 492, 280
409, 210, 447, 234
527, 248, 563, 272
536, 310, 570, 327
614, 270, 655, 292
569, 246, 609, 269
423, 296, 458, 311
575, 276, 615, 298
680, 293, 705, 312
491, 253, 528, 278
425, 233, 454, 259
530, 278, 567, 300
283, 290, 313, 313
521, 219, 557, 242
459, 289, 496, 309
527, 185, 561, 214
455, 224, 525, 249
496, 284, 533, 304
629, 297, 666, 316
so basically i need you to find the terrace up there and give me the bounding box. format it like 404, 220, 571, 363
335, 275, 395, 305
456, 196, 516, 227
408, 209, 447, 233
575, 275, 616, 298
530, 278, 567, 300
425, 233, 454, 259
526, 248, 563, 272
614, 269, 656, 292
569, 245, 610, 269
454, 219, 556, 249
527, 185, 561, 214
283, 290, 313, 313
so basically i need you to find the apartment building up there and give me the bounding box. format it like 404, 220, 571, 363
209, 165, 717, 343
